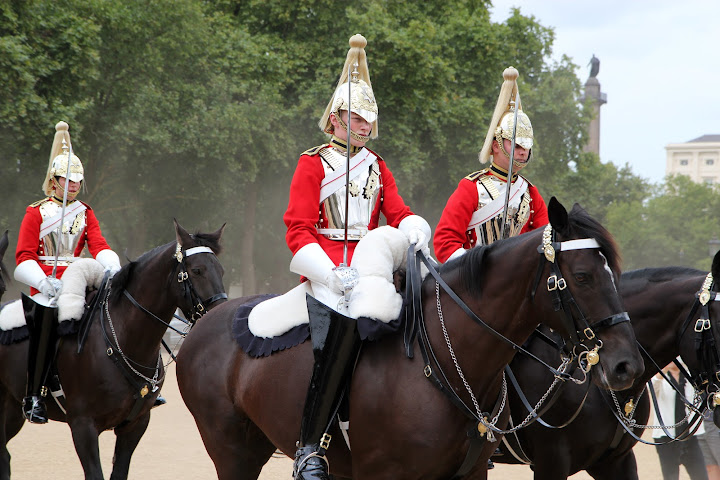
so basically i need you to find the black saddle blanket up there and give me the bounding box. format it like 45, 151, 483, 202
232, 294, 310, 358
0, 300, 82, 345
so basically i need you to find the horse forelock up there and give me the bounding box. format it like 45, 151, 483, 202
189, 231, 223, 255
566, 206, 622, 277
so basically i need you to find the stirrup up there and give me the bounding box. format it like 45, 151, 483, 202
293, 444, 330, 480
22, 396, 48, 424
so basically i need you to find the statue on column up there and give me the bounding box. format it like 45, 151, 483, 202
588, 54, 600, 78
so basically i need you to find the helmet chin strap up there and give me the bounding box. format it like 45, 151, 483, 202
333, 111, 370, 143
495, 134, 532, 170
52, 177, 79, 200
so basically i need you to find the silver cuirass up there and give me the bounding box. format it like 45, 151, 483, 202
470, 175, 531, 246
318, 147, 381, 240
38, 200, 87, 266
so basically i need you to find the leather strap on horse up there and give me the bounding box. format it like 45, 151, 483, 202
415, 249, 573, 379
77, 270, 111, 354
98, 288, 156, 426
505, 363, 591, 430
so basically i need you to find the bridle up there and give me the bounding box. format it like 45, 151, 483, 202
98, 241, 227, 424
678, 272, 720, 407
173, 243, 228, 322
601, 272, 719, 447
530, 224, 630, 360
406, 223, 630, 478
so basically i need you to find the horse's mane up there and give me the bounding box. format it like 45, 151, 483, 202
620, 266, 705, 297
441, 204, 622, 295
109, 230, 223, 302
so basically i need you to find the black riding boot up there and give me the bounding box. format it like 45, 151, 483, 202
293, 296, 362, 480
21, 294, 59, 424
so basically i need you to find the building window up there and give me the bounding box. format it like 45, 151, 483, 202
706, 158, 715, 166
702, 177, 715, 185
679, 159, 689, 166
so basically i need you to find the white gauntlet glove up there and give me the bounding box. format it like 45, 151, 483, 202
96, 249, 121, 278
399, 215, 432, 254
15, 259, 64, 297
38, 277, 63, 298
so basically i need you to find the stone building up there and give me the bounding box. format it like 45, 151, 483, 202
665, 135, 720, 185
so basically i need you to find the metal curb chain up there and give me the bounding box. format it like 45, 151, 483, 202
105, 286, 164, 390
435, 282, 578, 438
611, 386, 702, 431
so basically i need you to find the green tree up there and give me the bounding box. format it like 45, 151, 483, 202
606, 175, 720, 271
0, 0, 626, 294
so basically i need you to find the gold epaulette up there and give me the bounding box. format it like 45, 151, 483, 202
29, 197, 50, 208
301, 144, 326, 156
464, 169, 490, 181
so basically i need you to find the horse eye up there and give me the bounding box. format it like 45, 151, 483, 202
191, 268, 202, 276
574, 273, 588, 283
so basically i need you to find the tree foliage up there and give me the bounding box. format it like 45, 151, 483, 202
0, 0, 713, 296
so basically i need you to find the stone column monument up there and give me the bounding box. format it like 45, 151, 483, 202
583, 55, 607, 155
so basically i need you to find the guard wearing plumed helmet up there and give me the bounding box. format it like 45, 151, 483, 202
284, 34, 432, 480
14, 121, 121, 424
433, 67, 549, 263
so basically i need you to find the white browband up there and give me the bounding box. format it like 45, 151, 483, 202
557, 238, 601, 251
185, 246, 215, 256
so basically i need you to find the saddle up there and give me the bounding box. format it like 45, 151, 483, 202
0, 259, 108, 345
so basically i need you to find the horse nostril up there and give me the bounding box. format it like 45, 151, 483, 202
614, 361, 630, 379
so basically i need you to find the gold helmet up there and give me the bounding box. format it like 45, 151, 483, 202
479, 67, 534, 164
318, 34, 379, 141
42, 121, 84, 196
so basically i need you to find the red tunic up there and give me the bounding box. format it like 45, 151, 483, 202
434, 173, 548, 263
284, 146, 413, 266
16, 199, 112, 289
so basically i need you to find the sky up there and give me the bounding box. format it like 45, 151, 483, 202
489, 0, 720, 184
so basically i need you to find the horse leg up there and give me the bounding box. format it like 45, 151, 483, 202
528, 452, 572, 480
0, 395, 24, 480
586, 451, 639, 480
200, 416, 276, 480
69, 416, 105, 480
108, 412, 150, 480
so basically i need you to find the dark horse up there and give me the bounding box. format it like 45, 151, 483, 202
495, 249, 720, 479
0, 231, 9, 302
0, 221, 226, 480
177, 199, 644, 480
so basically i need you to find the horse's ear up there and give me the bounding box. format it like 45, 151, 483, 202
174, 219, 193, 247
547, 197, 569, 236
712, 248, 720, 282
0, 230, 8, 256
210, 223, 227, 242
